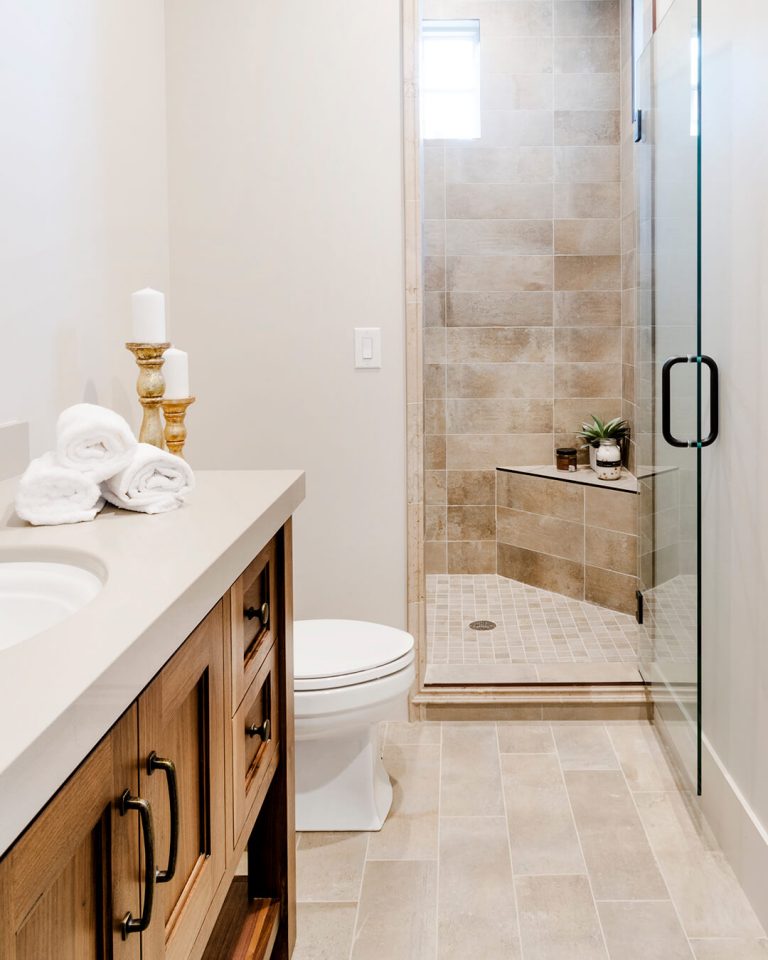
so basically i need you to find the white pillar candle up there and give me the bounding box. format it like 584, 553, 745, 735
131, 288, 166, 343
163, 347, 190, 399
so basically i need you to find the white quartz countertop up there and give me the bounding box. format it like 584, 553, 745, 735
0, 469, 305, 856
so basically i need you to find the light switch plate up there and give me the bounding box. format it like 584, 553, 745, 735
0, 421, 29, 480
354, 327, 382, 369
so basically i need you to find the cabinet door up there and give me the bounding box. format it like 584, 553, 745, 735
138, 602, 226, 960
0, 707, 142, 960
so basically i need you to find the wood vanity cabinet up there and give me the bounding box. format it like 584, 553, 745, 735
0, 521, 295, 960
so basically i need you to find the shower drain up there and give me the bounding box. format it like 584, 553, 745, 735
468, 620, 497, 631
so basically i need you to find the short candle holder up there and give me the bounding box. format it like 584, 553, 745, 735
161, 397, 195, 459
125, 342, 170, 449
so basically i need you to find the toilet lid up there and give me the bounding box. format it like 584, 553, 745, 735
294, 619, 415, 691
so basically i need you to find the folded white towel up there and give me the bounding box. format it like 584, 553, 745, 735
56, 403, 137, 482
15, 452, 105, 526
102, 443, 194, 514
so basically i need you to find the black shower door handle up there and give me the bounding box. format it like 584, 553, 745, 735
661, 355, 719, 448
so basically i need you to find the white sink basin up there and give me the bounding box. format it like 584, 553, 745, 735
0, 561, 103, 652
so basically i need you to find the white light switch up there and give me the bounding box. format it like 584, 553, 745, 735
354, 327, 382, 369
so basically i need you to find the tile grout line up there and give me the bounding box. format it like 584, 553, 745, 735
604, 724, 698, 959
495, 719, 526, 960
553, 720, 612, 958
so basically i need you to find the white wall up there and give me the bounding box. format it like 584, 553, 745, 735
163, 0, 407, 626
701, 0, 768, 928
0, 3, 170, 454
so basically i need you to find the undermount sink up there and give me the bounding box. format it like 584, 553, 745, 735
0, 560, 104, 652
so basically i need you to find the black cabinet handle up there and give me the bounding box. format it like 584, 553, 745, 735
147, 752, 179, 884
661, 355, 719, 448
119, 789, 155, 938
247, 717, 271, 742
244, 602, 269, 627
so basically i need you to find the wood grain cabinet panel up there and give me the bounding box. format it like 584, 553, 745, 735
138, 602, 226, 960
230, 539, 278, 713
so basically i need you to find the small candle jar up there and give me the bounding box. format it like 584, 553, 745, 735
595, 438, 622, 481
556, 447, 577, 472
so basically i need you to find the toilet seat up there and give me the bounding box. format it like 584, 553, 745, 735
294, 619, 415, 691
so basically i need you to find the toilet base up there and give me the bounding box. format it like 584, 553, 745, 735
295, 724, 394, 832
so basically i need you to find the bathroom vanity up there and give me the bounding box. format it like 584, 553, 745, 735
0, 470, 305, 960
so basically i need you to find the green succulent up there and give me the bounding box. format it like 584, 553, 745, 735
576, 415, 630, 449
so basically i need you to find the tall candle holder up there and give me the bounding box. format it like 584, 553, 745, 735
125, 342, 170, 448
161, 397, 195, 458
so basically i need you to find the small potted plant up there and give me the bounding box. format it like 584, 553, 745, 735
577, 415, 630, 480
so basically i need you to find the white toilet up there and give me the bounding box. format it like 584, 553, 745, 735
293, 619, 415, 832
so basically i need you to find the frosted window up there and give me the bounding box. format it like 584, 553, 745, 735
421, 20, 481, 140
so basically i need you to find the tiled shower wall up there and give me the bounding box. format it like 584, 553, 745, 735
423, 0, 626, 575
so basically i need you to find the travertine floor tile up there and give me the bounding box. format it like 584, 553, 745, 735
566, 770, 667, 899
498, 721, 555, 754
293, 902, 358, 960
438, 816, 520, 960
553, 723, 620, 770
607, 723, 678, 791
351, 860, 437, 960
386, 721, 442, 745
516, 875, 608, 960
690, 940, 768, 959
597, 900, 692, 960
441, 723, 504, 815
297, 832, 369, 902
502, 753, 586, 875
366, 744, 440, 860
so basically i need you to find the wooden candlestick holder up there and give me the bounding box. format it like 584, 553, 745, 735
161, 397, 195, 459
125, 342, 170, 449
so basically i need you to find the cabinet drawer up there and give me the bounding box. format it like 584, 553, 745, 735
231, 642, 279, 850
230, 538, 279, 713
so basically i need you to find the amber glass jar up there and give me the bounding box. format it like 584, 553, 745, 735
556, 447, 577, 472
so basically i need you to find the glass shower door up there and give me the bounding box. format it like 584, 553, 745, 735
637, 0, 711, 792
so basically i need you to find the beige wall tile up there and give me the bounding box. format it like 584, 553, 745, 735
447, 432, 553, 469
483, 36, 554, 75
446, 326, 553, 363
438, 816, 521, 960
482, 72, 554, 110
447, 291, 553, 326
565, 770, 667, 899
555, 220, 621, 255
553, 398, 623, 434
552, 723, 620, 770
446, 145, 554, 183
555, 73, 620, 110
425, 291, 446, 327
498, 542, 584, 598
554, 182, 620, 219
555, 37, 619, 74
478, 109, 554, 147
425, 397, 446, 434
447, 468, 497, 504
351, 860, 437, 960
584, 564, 637, 613
585, 525, 637, 576
447, 362, 554, 398
554, 362, 622, 397
424, 218, 445, 257
425, 504, 447, 540
498, 722, 556, 754
554, 0, 620, 38
446, 182, 553, 219
555, 110, 620, 146
294, 902, 358, 960
597, 901, 692, 960
447, 254, 553, 292
497, 469, 584, 520
446, 397, 553, 434
516, 876, 608, 960
424, 363, 446, 398
441, 724, 504, 815
446, 219, 553, 255
424, 144, 445, 219
447, 504, 496, 540
424, 255, 446, 292
584, 484, 637, 533
424, 327, 446, 363
554, 291, 621, 326
555, 145, 620, 181
555, 326, 621, 361
425, 468, 447, 505
424, 539, 448, 573
503, 754, 587, 875
425, 434, 446, 469
366, 743, 440, 860
498, 506, 584, 561
555, 255, 621, 291
297, 832, 369, 902
447, 538, 497, 573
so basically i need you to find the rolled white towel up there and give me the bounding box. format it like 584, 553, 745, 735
56, 403, 137, 482
102, 443, 194, 514
15, 452, 105, 526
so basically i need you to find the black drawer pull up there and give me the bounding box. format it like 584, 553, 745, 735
147, 752, 179, 884
119, 789, 155, 938
246, 718, 271, 742
244, 602, 269, 627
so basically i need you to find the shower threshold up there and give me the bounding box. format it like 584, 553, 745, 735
426, 574, 644, 686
